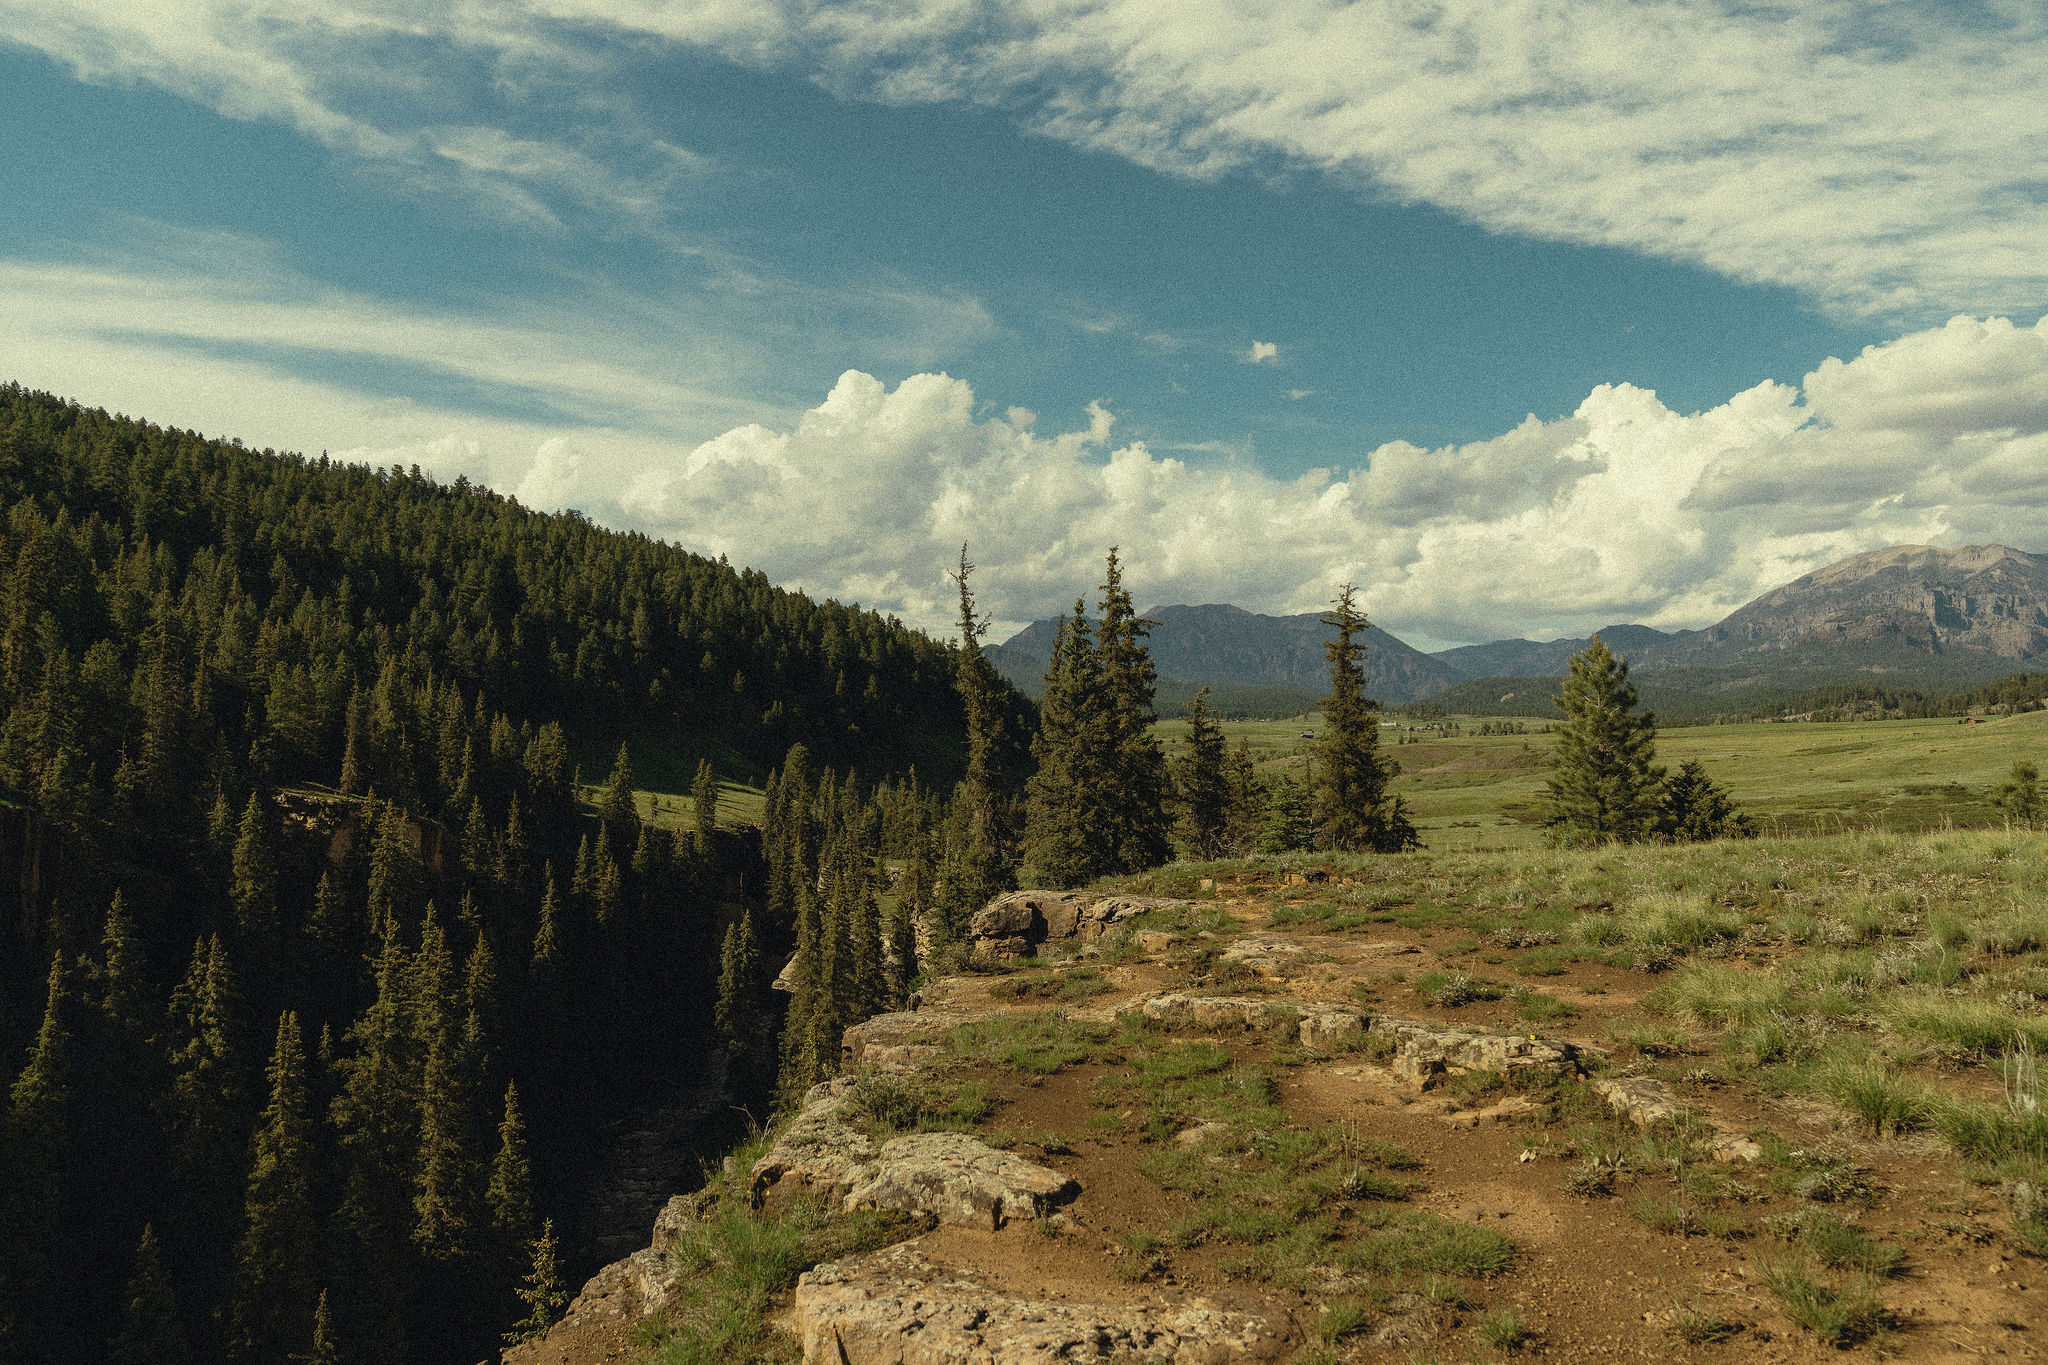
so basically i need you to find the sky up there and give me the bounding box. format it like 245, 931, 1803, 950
2, 2, 2045, 649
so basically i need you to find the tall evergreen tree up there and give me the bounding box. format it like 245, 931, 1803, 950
502, 1220, 566, 1347
1095, 548, 1172, 873
230, 792, 280, 966
1, 947, 75, 1364
109, 1226, 191, 1365
1546, 636, 1664, 845
597, 742, 640, 846
231, 1012, 318, 1365
163, 934, 247, 1354
1023, 604, 1111, 887
297, 1291, 339, 1365
485, 1082, 534, 1256
1310, 586, 1416, 853
943, 545, 1013, 919
412, 906, 477, 1264
1171, 688, 1231, 859
714, 909, 769, 1092
691, 758, 718, 850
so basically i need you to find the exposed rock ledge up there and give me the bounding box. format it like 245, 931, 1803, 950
1138, 993, 1589, 1088
966, 890, 1192, 958
794, 1242, 1286, 1365
750, 1075, 1077, 1230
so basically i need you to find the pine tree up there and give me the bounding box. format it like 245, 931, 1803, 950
692, 758, 718, 850
231, 1012, 318, 1365
1311, 586, 1415, 853
412, 906, 476, 1263
1095, 548, 1171, 873
328, 917, 419, 1365
1023, 604, 1110, 887
296, 1290, 339, 1365
1660, 759, 1753, 842
597, 742, 640, 846
945, 545, 1012, 914
231, 791, 281, 971
532, 870, 564, 974
502, 1220, 567, 1346
1222, 738, 1266, 856
1258, 776, 1313, 853
714, 910, 766, 1076
1, 947, 75, 1360
485, 1083, 535, 1252
109, 1225, 192, 1365
163, 934, 246, 1347
882, 884, 918, 1009
1546, 636, 1663, 845
1171, 687, 1231, 859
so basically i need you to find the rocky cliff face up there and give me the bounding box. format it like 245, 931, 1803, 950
1688, 543, 2048, 662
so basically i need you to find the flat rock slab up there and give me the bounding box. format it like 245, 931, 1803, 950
1368, 1017, 1583, 1090
844, 1132, 1078, 1230
752, 1079, 1077, 1229
795, 1243, 1286, 1365
1141, 992, 1366, 1051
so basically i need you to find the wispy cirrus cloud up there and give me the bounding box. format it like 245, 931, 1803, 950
4, 1, 2042, 318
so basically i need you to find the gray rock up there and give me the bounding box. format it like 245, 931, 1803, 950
841, 1011, 945, 1069
752, 1077, 1077, 1229
1368, 1017, 1583, 1090
843, 1132, 1077, 1229
794, 1242, 1285, 1364
1296, 1007, 1368, 1051
967, 890, 1188, 957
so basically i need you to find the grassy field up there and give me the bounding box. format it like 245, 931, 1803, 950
1151, 707, 2048, 850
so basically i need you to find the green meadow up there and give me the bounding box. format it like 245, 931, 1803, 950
1154, 707, 2048, 850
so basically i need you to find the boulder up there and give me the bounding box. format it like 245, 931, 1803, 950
1368, 1017, 1583, 1091
967, 891, 1188, 957
794, 1242, 1285, 1365
1141, 993, 1274, 1031
841, 1012, 944, 1069
562, 1245, 674, 1325
843, 1132, 1077, 1230
752, 1078, 1076, 1228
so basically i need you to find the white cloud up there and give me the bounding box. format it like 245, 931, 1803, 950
8, 1, 2042, 317
1287, 388, 1314, 400
1244, 340, 1278, 364
582, 314, 2048, 644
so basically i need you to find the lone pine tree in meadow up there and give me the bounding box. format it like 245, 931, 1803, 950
1547, 636, 1665, 844
1311, 586, 1418, 853
1095, 549, 1174, 872
1660, 757, 1754, 842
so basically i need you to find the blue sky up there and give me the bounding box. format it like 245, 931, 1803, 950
3, 2, 2045, 646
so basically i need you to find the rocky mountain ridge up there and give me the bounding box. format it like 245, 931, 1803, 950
993, 544, 2048, 711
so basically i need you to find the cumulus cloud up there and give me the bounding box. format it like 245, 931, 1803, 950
5, 1, 2043, 318
572, 315, 2048, 645
1244, 340, 1278, 364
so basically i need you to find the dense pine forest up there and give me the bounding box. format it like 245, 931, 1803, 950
0, 385, 1003, 1365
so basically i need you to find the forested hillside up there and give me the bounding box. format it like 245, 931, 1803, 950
0, 385, 989, 1365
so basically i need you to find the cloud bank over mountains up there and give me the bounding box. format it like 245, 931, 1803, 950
9, 0, 2045, 319
572, 314, 2047, 645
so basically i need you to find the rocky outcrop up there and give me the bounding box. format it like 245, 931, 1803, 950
794, 1242, 1286, 1365
967, 891, 1190, 957
843, 1133, 1077, 1231
841, 1012, 946, 1070
750, 1077, 1077, 1230
1592, 1076, 1762, 1162
1366, 1017, 1585, 1090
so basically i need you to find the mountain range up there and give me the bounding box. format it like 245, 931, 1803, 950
988, 543, 2048, 714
